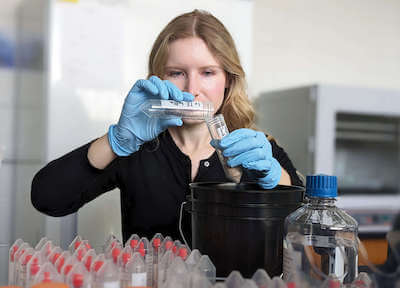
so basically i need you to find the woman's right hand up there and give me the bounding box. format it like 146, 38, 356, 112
108, 76, 194, 156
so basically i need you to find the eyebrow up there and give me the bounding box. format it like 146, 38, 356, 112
164, 65, 222, 70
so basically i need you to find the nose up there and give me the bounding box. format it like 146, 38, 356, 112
184, 73, 200, 97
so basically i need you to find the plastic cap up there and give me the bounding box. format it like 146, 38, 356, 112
52, 253, 61, 264
73, 273, 84, 288
11, 245, 19, 262
74, 241, 81, 250
43, 271, 51, 282
76, 248, 86, 261
23, 254, 32, 265
84, 256, 92, 271
93, 260, 104, 272
111, 247, 121, 263
306, 174, 337, 198
178, 248, 188, 259
165, 241, 173, 250
153, 238, 161, 248
122, 252, 131, 265
130, 239, 138, 248
56, 257, 65, 273
64, 264, 72, 275
329, 280, 341, 288
30, 263, 40, 275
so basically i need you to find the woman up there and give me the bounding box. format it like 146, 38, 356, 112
31, 10, 302, 243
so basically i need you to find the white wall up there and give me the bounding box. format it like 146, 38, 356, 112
0, 0, 24, 282
250, 0, 400, 97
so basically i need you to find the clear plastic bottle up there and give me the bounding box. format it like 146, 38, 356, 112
140, 99, 214, 120
92, 260, 120, 288
122, 252, 147, 288
206, 114, 242, 183
9, 238, 24, 285
283, 174, 359, 285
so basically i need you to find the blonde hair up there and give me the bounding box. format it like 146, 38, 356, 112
148, 10, 255, 131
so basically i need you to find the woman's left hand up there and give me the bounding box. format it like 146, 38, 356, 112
211, 128, 282, 189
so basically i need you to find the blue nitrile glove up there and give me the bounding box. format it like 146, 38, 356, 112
108, 76, 194, 156
211, 128, 282, 189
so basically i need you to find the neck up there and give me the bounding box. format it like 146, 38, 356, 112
168, 121, 212, 154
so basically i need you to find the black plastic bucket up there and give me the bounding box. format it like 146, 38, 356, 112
185, 182, 304, 278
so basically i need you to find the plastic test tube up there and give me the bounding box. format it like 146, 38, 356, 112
140, 100, 214, 120
206, 114, 242, 183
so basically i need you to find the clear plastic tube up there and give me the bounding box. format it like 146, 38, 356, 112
140, 100, 214, 120
206, 114, 242, 183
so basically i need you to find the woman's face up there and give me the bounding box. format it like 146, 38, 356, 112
163, 37, 227, 115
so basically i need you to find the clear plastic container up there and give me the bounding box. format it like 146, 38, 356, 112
133, 237, 153, 287
65, 262, 91, 288
185, 249, 202, 271
91, 253, 107, 274
206, 114, 242, 183
122, 252, 147, 288
283, 174, 359, 285
158, 250, 174, 288
68, 235, 83, 253
103, 234, 120, 254
194, 255, 216, 284
16, 246, 35, 287
54, 251, 71, 274
140, 99, 214, 120
9, 238, 24, 285
47, 246, 63, 265
31, 262, 63, 286
92, 260, 120, 288
81, 248, 96, 272
125, 234, 140, 250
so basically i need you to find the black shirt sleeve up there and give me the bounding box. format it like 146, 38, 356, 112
31, 141, 120, 217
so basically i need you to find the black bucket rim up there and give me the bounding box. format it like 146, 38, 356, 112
189, 182, 304, 194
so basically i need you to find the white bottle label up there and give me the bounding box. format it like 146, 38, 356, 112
131, 272, 147, 286
104, 281, 120, 288
156, 100, 204, 110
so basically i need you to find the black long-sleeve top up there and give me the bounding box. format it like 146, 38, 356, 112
31, 130, 302, 243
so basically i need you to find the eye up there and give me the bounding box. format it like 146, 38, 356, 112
167, 70, 184, 78
202, 69, 215, 76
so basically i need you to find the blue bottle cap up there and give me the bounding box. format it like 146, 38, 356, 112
306, 174, 337, 198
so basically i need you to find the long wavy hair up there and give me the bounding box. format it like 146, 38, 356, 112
147, 9, 255, 131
